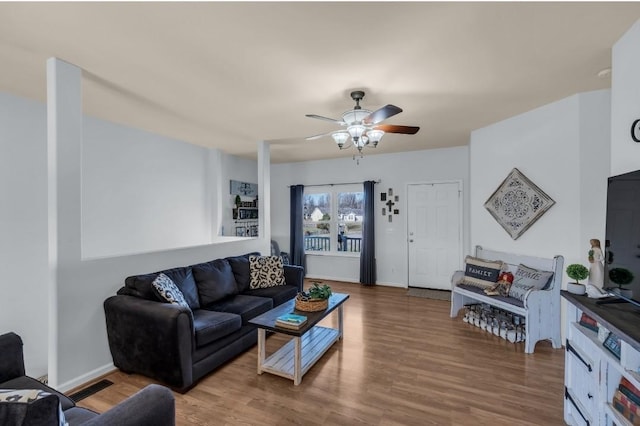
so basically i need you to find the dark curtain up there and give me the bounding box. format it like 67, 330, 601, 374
360, 180, 376, 285
289, 185, 305, 272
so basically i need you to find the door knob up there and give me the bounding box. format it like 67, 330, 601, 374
409, 239, 414, 242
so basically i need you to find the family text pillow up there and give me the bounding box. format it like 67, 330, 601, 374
508, 264, 554, 301
249, 256, 286, 289
460, 256, 504, 289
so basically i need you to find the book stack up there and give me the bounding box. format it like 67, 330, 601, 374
275, 313, 307, 330
579, 312, 599, 332
613, 377, 640, 425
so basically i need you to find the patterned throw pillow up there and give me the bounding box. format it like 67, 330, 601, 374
0, 389, 66, 426
460, 256, 504, 289
152, 273, 191, 310
508, 264, 555, 301
249, 256, 286, 289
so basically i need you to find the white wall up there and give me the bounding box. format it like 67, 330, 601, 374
0, 92, 49, 377
82, 117, 212, 258
611, 20, 640, 176
219, 153, 258, 237
47, 60, 269, 390
271, 146, 469, 286
470, 90, 610, 279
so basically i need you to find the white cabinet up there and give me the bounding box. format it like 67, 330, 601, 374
563, 293, 640, 426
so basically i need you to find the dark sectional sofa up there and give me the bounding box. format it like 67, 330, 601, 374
0, 332, 175, 426
104, 252, 303, 392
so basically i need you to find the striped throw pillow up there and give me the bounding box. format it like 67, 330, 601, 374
460, 256, 504, 289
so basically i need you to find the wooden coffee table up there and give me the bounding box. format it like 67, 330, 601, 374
248, 293, 349, 385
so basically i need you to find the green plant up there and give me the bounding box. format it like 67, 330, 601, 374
304, 282, 332, 300
609, 267, 634, 288
566, 264, 589, 284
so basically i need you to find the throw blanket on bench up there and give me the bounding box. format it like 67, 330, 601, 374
450, 245, 564, 354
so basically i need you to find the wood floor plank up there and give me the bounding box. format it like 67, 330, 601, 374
76, 280, 565, 425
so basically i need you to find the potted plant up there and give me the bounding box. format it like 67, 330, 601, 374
566, 264, 589, 294
608, 267, 634, 298
296, 282, 332, 312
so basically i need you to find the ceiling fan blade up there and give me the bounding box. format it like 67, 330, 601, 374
305, 131, 334, 141
305, 114, 345, 125
363, 104, 403, 125
375, 124, 420, 135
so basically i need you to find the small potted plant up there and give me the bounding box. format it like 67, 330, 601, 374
609, 267, 634, 298
296, 282, 332, 312
566, 264, 589, 295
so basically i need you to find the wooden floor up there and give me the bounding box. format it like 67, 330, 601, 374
77, 280, 565, 425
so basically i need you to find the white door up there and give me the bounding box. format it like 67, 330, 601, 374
408, 182, 462, 290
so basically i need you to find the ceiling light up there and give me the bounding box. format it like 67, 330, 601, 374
331, 132, 349, 149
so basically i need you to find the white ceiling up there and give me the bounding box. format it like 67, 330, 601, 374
1, 2, 640, 163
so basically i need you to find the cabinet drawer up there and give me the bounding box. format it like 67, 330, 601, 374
566, 339, 598, 419
565, 387, 592, 426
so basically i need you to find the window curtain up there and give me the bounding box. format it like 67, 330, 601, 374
289, 185, 305, 272
360, 180, 376, 285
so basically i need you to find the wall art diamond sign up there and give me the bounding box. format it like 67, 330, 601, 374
484, 168, 555, 240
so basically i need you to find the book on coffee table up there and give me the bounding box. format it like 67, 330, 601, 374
275, 313, 307, 329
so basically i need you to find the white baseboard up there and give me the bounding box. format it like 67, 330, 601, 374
305, 275, 406, 289
56, 362, 116, 393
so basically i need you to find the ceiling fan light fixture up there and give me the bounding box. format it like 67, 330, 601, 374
366, 129, 384, 147
347, 124, 366, 141
331, 131, 349, 148
342, 109, 371, 125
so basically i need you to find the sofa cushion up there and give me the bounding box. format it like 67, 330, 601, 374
192, 310, 242, 348
244, 285, 298, 307
123, 266, 200, 309
249, 256, 286, 289
193, 259, 239, 305
203, 294, 273, 324
457, 284, 525, 308
460, 256, 504, 289
509, 264, 554, 301
152, 274, 191, 311
0, 391, 64, 426
0, 377, 75, 411
226, 252, 260, 293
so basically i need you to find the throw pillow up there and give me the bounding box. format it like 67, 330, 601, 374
508, 264, 555, 301
0, 389, 66, 426
459, 256, 504, 289
152, 273, 191, 311
249, 256, 286, 289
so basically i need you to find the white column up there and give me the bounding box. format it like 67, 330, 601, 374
258, 141, 271, 245
46, 57, 82, 388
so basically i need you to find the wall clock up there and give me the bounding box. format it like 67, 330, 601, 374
631, 119, 640, 143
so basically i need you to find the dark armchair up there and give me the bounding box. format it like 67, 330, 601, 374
0, 332, 176, 426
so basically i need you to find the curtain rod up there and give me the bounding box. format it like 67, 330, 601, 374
288, 179, 380, 188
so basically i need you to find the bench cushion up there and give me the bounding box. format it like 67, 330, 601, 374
457, 284, 524, 308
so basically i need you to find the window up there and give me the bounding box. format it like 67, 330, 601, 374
303, 185, 364, 254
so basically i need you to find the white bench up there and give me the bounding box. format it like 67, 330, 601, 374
450, 246, 564, 354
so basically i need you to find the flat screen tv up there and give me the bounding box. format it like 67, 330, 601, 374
603, 169, 640, 308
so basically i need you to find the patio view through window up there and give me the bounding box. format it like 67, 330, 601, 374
303, 186, 364, 254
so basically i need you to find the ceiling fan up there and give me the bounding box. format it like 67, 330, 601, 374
305, 90, 420, 155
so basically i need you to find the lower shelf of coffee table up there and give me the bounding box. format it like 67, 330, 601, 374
261, 326, 340, 382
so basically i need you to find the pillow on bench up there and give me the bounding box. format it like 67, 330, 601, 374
459, 256, 504, 289
509, 264, 554, 301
